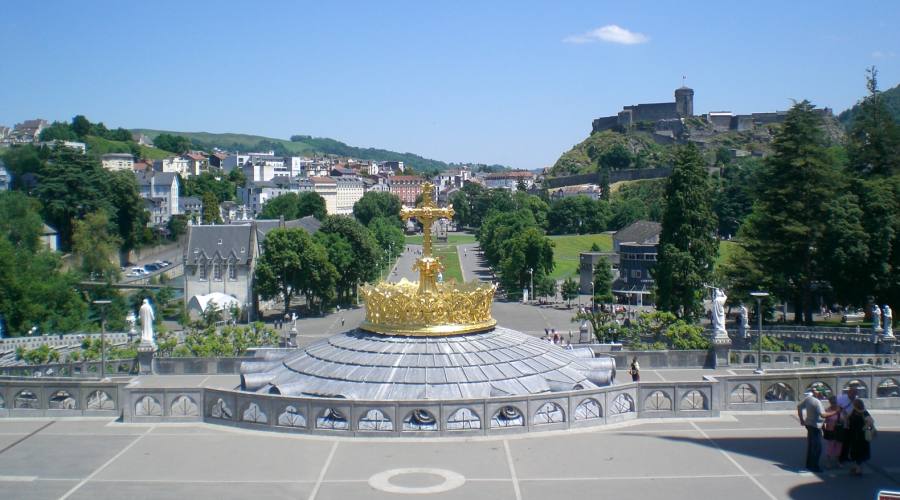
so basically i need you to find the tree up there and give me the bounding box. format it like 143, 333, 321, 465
319, 216, 381, 300
513, 192, 550, 230
353, 191, 402, 226
560, 278, 579, 307
154, 133, 193, 154
572, 307, 619, 343
368, 216, 405, 260
167, 214, 189, 240
738, 101, 841, 323
846, 67, 900, 178
73, 211, 122, 281
592, 257, 614, 304
39, 121, 77, 142
296, 192, 327, 220
260, 193, 300, 220
654, 144, 718, 321
71, 115, 91, 137
498, 227, 555, 299
201, 191, 221, 224
599, 143, 632, 170
314, 232, 355, 304
255, 228, 337, 315
0, 192, 43, 252
713, 158, 758, 238
535, 275, 557, 301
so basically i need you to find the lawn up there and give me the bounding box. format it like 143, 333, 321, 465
547, 233, 613, 280
433, 245, 464, 283
716, 240, 738, 269
405, 233, 478, 246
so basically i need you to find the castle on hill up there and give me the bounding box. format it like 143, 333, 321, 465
592, 86, 833, 142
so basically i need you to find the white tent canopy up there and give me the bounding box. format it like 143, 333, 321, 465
186, 293, 241, 319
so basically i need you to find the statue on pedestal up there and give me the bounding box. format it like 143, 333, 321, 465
738, 303, 749, 339
885, 305, 894, 339
139, 298, 155, 346
711, 288, 728, 339
872, 304, 882, 335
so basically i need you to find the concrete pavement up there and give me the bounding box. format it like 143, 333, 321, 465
2, 412, 898, 499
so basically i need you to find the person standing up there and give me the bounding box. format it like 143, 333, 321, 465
629, 357, 640, 382
837, 385, 859, 464
797, 389, 836, 472
822, 396, 842, 469
847, 399, 874, 476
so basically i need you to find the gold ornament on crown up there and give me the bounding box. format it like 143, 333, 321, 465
359, 182, 497, 336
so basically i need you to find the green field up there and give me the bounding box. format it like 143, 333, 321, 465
433, 245, 464, 282
547, 233, 614, 280
716, 240, 738, 269
83, 135, 171, 160
404, 233, 477, 246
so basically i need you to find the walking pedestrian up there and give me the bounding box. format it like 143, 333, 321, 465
847, 399, 875, 476
797, 389, 837, 472
629, 357, 640, 382
822, 396, 842, 469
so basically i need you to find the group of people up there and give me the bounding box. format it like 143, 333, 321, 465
797, 384, 875, 475
542, 328, 570, 346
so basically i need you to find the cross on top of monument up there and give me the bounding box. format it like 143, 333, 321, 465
400, 182, 454, 259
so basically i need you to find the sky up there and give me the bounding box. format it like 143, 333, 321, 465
2, 1, 898, 169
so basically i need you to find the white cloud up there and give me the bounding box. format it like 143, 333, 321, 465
872, 50, 896, 59
563, 25, 649, 45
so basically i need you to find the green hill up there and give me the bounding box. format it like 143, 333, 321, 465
131, 129, 507, 173
550, 130, 671, 177
83, 136, 170, 160
838, 82, 900, 126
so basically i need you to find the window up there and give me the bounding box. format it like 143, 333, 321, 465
214, 262, 222, 280
229, 261, 237, 280
199, 261, 207, 280
630, 270, 642, 279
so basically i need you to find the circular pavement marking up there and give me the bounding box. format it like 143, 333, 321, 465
368, 467, 466, 494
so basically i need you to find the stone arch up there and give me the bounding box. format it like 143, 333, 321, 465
644, 390, 673, 411
842, 380, 868, 399
877, 378, 900, 398
316, 408, 349, 430
403, 409, 438, 431
574, 398, 602, 420
210, 398, 233, 420
446, 407, 481, 430
856, 358, 864, 365
680, 390, 708, 410
805, 357, 816, 366
743, 354, 755, 364
876, 359, 883, 366
832, 358, 842, 366
610, 393, 635, 415
775, 355, 789, 363
532, 402, 565, 425
866, 359, 874, 365
14, 389, 39, 409
359, 409, 393, 431
819, 357, 830, 365
86, 390, 115, 410
730, 383, 758, 404
845, 358, 853, 366
48, 390, 76, 410
134, 395, 162, 416
170, 395, 199, 417
761, 354, 771, 363
277, 406, 306, 428
242, 402, 268, 424
764, 382, 795, 402
491, 405, 524, 428
805, 381, 832, 398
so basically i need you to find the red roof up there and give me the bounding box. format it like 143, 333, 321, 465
309, 176, 336, 184
390, 175, 426, 183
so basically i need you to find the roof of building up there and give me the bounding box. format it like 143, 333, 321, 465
185, 224, 254, 264
101, 153, 134, 161
179, 196, 202, 208
42, 223, 57, 235
135, 171, 179, 187
614, 220, 662, 245
390, 175, 425, 183
309, 176, 336, 184
253, 216, 321, 246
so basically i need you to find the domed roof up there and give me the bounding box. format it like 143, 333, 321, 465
241, 326, 615, 400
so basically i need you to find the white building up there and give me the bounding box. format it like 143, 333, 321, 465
0, 161, 9, 191
135, 171, 180, 225
483, 170, 535, 191
38, 140, 87, 154
238, 181, 292, 216
297, 176, 337, 215
154, 156, 191, 176
100, 153, 135, 172
334, 176, 365, 215
549, 184, 602, 201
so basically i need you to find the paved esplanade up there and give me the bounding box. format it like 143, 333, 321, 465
2, 412, 898, 499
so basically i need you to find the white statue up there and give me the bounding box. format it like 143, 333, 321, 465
139, 298, 155, 345
738, 303, 750, 338
711, 288, 728, 337
885, 305, 894, 338
872, 304, 882, 333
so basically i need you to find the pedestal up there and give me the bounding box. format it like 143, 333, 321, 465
710, 336, 732, 368
137, 342, 156, 375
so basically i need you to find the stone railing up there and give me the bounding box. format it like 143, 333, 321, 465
0, 332, 133, 351
1, 365, 900, 437
0, 359, 139, 378
729, 350, 895, 369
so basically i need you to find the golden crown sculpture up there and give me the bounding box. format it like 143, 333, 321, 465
359, 183, 497, 336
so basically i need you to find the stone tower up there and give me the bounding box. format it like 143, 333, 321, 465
675, 86, 694, 117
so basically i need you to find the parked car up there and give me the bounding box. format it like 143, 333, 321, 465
129, 267, 148, 277
144, 264, 160, 272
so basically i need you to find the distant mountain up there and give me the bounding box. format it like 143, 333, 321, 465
131, 129, 508, 174
838, 83, 900, 126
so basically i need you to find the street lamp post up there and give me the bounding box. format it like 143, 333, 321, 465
750, 291, 769, 374
528, 268, 534, 304
92, 299, 111, 379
